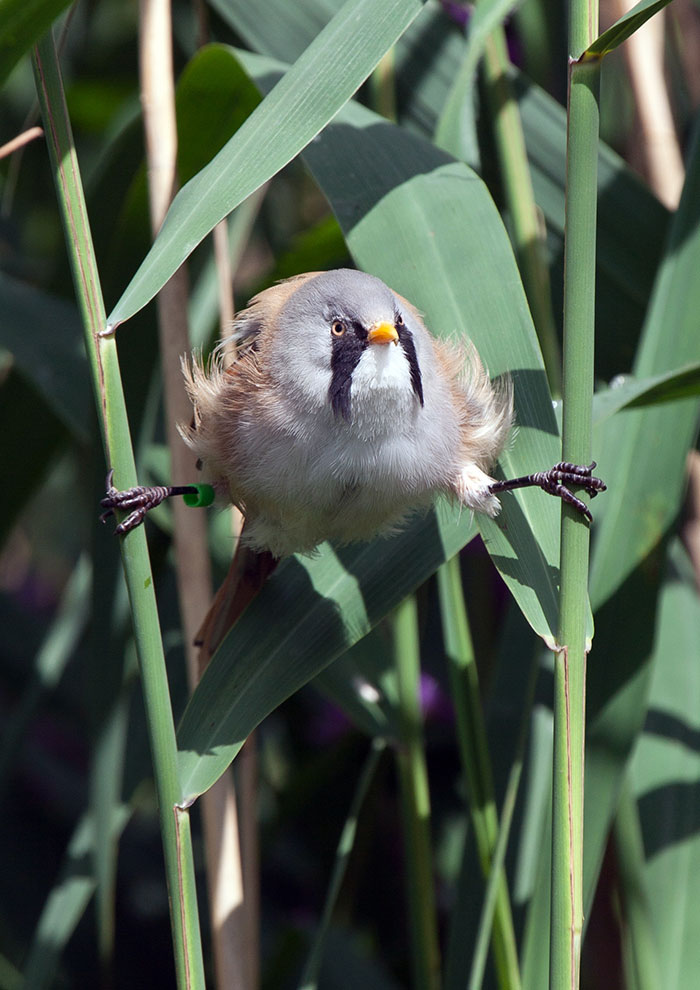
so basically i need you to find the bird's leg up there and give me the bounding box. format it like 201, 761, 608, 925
100, 469, 201, 534
488, 461, 606, 522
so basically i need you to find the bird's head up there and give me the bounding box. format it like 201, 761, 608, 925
265, 269, 426, 423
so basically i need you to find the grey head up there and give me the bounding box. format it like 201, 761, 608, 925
266, 269, 426, 420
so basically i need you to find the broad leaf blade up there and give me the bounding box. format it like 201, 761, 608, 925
345, 163, 562, 638
221, 0, 670, 378
177, 506, 475, 803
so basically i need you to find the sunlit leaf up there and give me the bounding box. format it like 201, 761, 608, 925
107, 0, 427, 328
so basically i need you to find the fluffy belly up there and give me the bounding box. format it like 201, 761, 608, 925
226, 389, 457, 555
240, 487, 433, 557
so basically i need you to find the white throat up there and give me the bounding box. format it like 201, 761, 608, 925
348, 342, 416, 433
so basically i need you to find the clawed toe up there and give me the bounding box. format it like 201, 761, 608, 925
488, 460, 606, 522
100, 471, 171, 535
535, 462, 606, 521
546, 462, 607, 498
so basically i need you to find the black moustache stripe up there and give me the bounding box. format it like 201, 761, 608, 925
397, 325, 424, 407
329, 327, 365, 421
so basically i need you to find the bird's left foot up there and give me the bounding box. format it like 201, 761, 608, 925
100, 469, 199, 534
489, 461, 606, 522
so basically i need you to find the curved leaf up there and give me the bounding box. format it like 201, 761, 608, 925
582, 0, 673, 60
106, 0, 427, 328
177, 506, 475, 803
593, 363, 700, 425
297, 99, 563, 641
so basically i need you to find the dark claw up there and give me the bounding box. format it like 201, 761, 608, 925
100, 470, 171, 535
535, 462, 607, 521
547, 462, 607, 499
489, 461, 606, 522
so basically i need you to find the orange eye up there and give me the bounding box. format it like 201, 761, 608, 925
331, 320, 346, 337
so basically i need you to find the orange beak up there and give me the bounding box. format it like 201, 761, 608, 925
367, 321, 399, 345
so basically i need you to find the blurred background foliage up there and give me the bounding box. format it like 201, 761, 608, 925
1, 0, 700, 988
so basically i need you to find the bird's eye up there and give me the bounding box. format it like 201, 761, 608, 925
395, 313, 404, 327
331, 320, 346, 337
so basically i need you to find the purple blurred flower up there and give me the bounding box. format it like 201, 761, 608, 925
440, 1, 472, 30
420, 672, 453, 724
440, 0, 523, 68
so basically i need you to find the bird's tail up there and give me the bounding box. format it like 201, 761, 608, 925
195, 538, 278, 662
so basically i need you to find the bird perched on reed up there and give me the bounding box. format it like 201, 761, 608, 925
101, 269, 605, 654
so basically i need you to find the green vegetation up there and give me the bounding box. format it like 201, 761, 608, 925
1, 1, 697, 987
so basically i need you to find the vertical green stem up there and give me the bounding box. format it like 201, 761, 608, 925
550, 1, 600, 987
481, 28, 561, 394
391, 596, 441, 990
437, 557, 521, 990
32, 32, 205, 990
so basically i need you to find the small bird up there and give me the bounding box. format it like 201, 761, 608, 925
101, 269, 605, 653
